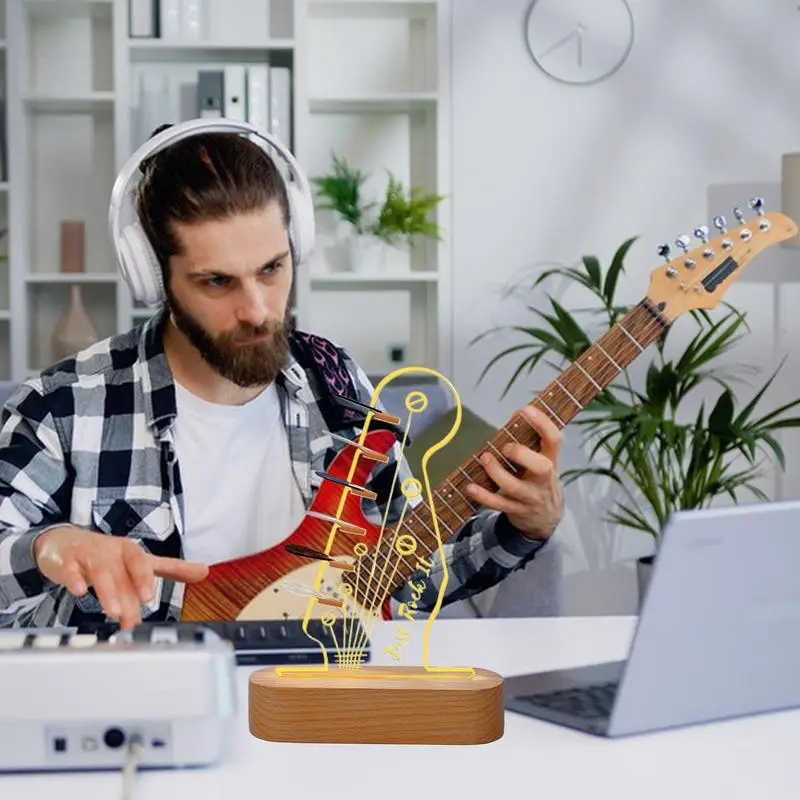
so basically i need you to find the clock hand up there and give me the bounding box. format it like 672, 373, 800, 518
577, 27, 583, 68
537, 27, 579, 61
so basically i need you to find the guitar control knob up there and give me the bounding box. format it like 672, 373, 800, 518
749, 196, 765, 215
713, 215, 728, 234
675, 235, 691, 253
693, 225, 710, 244
657, 243, 671, 262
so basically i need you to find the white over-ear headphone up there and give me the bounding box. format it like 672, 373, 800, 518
108, 117, 316, 307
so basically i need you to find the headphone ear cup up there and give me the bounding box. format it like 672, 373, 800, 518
286, 182, 315, 267
118, 223, 166, 307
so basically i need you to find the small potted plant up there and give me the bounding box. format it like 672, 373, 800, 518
310, 152, 382, 271
372, 171, 444, 244
311, 153, 444, 273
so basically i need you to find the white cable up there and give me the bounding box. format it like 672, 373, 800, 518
121, 734, 144, 800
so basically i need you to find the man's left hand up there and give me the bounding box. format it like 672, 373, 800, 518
466, 405, 564, 541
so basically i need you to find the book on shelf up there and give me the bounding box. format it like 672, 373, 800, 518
128, 0, 271, 44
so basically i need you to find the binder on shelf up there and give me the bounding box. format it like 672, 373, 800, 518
198, 71, 224, 118
129, 0, 158, 38
160, 0, 181, 39
223, 65, 247, 121
246, 65, 270, 133
269, 66, 292, 148
180, 0, 204, 40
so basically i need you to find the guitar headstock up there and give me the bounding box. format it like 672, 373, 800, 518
646, 197, 797, 322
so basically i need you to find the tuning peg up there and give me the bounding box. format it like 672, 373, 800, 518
674, 235, 691, 253
749, 197, 765, 215
713, 215, 728, 234
734, 207, 746, 225
693, 225, 710, 244
657, 243, 671, 262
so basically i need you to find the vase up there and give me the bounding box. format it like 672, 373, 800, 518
52, 284, 99, 361
345, 233, 388, 273
636, 554, 655, 610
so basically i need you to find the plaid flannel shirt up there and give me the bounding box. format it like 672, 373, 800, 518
0, 309, 546, 628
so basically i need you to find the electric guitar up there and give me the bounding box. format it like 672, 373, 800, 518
181, 199, 797, 629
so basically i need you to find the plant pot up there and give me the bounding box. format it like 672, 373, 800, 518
345, 233, 388, 273
636, 555, 655, 610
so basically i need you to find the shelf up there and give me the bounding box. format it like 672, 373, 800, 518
24, 1, 112, 20
309, 92, 437, 113
127, 38, 295, 57
309, 1, 437, 18
311, 271, 439, 288
23, 93, 114, 113
25, 273, 119, 284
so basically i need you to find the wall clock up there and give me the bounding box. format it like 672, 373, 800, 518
523, 0, 635, 86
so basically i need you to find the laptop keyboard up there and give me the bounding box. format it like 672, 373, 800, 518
519, 681, 619, 719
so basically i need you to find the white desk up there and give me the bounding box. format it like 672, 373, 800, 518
3, 616, 800, 799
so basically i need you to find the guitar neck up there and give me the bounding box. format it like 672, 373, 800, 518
381, 297, 669, 596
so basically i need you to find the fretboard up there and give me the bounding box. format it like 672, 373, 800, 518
347, 298, 669, 608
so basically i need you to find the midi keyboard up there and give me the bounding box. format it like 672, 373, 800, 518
74, 617, 372, 666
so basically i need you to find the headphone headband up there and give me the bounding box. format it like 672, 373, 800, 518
108, 117, 311, 252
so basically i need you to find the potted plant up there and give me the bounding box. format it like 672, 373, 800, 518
311, 153, 444, 273
472, 237, 800, 605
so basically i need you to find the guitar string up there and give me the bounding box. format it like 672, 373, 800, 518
343, 412, 414, 656
342, 302, 672, 662
350, 496, 418, 654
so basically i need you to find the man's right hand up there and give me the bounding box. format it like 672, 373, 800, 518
33, 526, 209, 630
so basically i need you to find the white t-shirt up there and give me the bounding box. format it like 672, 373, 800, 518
172, 381, 306, 564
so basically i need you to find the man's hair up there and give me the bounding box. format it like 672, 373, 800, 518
132, 123, 292, 273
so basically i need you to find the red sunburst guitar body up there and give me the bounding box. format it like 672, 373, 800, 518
181, 428, 400, 623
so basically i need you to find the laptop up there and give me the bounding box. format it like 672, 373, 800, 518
503, 500, 800, 737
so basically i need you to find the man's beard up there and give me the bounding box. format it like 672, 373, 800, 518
166, 291, 291, 388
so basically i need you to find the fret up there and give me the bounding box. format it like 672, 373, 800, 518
445, 477, 471, 508
535, 397, 564, 427
502, 423, 521, 443
573, 360, 602, 391
366, 540, 414, 582
555, 379, 582, 410
410, 503, 452, 541
433, 487, 460, 519
484, 442, 517, 472
619, 323, 644, 351
457, 465, 476, 487
596, 343, 622, 372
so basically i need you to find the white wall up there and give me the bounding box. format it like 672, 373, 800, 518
449, 0, 800, 614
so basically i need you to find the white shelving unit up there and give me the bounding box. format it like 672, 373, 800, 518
4, 0, 452, 383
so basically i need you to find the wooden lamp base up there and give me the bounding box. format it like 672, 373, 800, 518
248, 665, 505, 745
